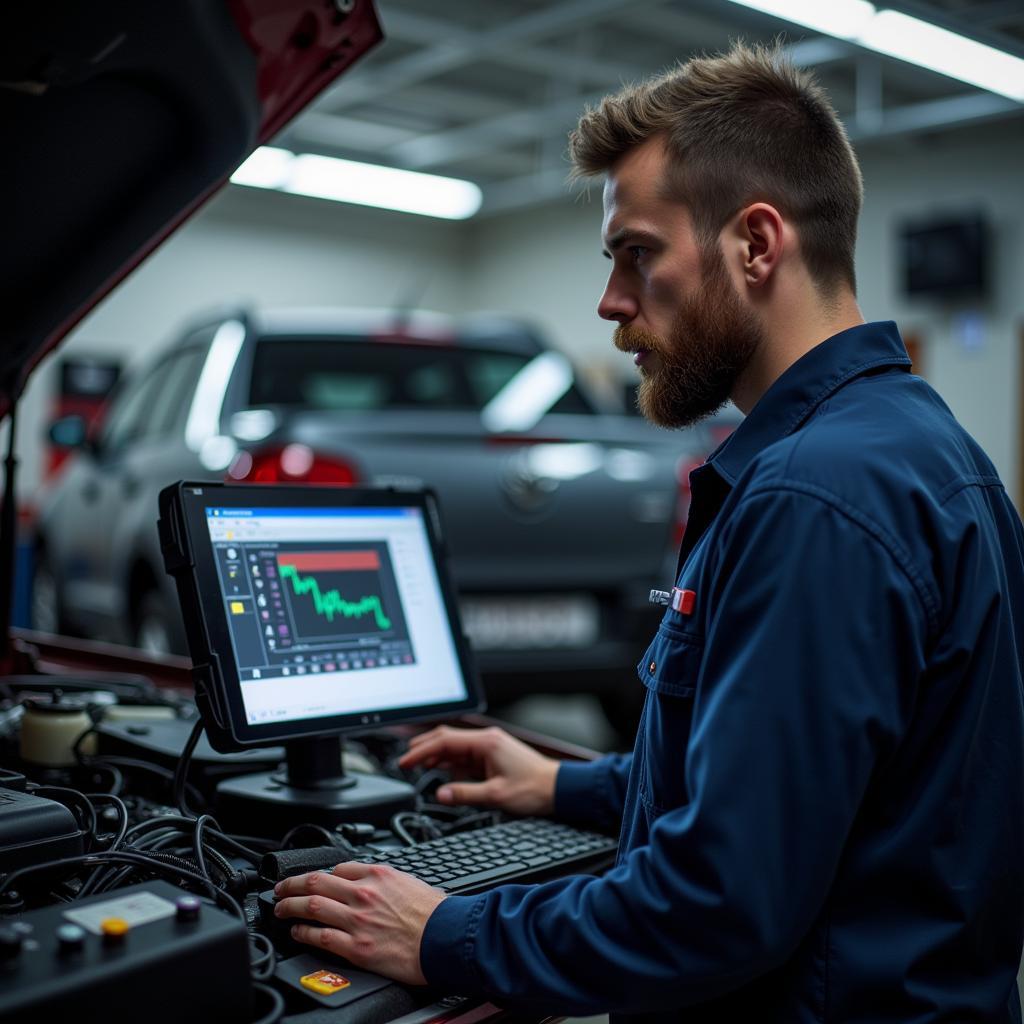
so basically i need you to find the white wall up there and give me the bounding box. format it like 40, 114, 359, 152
464, 122, 1024, 504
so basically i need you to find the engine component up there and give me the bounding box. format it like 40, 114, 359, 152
0, 881, 252, 1024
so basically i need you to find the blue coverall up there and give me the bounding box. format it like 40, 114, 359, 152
422, 321, 1024, 1022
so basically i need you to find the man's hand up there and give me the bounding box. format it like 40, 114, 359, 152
398, 724, 560, 816
273, 864, 446, 985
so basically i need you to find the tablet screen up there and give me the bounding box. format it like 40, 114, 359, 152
205, 503, 470, 728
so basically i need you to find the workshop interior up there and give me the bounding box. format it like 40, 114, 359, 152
1, 1, 1023, 1022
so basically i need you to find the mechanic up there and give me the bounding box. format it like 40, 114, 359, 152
272, 43, 1024, 1020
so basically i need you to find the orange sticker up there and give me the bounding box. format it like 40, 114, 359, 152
300, 969, 351, 995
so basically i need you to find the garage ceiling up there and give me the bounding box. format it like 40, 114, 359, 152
272, 0, 1024, 216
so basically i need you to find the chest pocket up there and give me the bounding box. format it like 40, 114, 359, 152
636, 620, 704, 818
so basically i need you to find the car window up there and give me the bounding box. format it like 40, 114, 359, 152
249, 339, 594, 415
139, 346, 207, 441
465, 353, 528, 405
304, 373, 389, 410
97, 366, 165, 456
466, 351, 593, 415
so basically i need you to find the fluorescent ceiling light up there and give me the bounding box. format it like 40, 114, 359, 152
728, 0, 874, 39
859, 10, 1024, 102
725, 1, 1024, 103
230, 148, 482, 220
231, 146, 294, 189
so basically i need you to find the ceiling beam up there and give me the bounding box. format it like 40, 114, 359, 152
847, 90, 1023, 141
389, 89, 607, 170
479, 91, 1024, 216
321, 0, 665, 114
284, 112, 419, 154
481, 166, 583, 217
381, 9, 649, 88
389, 36, 852, 171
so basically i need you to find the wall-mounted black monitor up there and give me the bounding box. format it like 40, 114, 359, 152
900, 212, 989, 299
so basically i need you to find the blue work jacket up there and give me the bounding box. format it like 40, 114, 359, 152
421, 321, 1024, 1022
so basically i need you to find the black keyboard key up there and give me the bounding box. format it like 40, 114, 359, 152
439, 863, 529, 890
354, 818, 617, 895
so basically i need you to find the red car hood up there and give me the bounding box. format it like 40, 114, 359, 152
0, 0, 383, 416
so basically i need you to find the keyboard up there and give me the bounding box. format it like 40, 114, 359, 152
256, 818, 617, 947
357, 817, 618, 894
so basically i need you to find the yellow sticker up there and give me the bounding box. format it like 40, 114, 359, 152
230, 601, 245, 615
300, 969, 351, 995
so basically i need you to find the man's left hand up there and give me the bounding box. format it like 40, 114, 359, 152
274, 863, 446, 985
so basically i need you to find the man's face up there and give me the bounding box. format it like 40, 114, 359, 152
598, 138, 764, 428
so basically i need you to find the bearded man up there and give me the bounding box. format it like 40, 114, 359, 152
273, 43, 1024, 1022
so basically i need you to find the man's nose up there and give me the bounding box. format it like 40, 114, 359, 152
597, 273, 637, 324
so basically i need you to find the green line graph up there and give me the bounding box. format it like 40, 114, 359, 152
279, 564, 392, 631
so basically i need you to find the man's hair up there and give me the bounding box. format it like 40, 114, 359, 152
568, 43, 863, 296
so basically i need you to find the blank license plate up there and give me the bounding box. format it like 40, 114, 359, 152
459, 595, 599, 650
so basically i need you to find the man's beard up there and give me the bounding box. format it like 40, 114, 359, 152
614, 246, 764, 429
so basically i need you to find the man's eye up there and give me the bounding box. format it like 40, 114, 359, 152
628, 246, 650, 263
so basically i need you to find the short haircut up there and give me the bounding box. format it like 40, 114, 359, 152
568, 42, 863, 296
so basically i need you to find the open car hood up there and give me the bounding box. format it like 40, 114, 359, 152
0, 0, 383, 416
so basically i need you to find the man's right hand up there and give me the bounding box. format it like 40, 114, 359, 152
398, 725, 560, 816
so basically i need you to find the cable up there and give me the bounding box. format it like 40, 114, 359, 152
280, 823, 337, 849
0, 851, 244, 921
71, 726, 97, 764
72, 728, 205, 808
413, 768, 449, 795
76, 793, 133, 898
391, 811, 442, 846
125, 815, 263, 864
207, 831, 264, 865
124, 815, 191, 842
173, 717, 205, 817
249, 982, 285, 1024
85, 792, 129, 851
130, 826, 185, 849
73, 720, 207, 810
248, 932, 276, 980
193, 814, 219, 882
391, 814, 418, 847
32, 785, 98, 851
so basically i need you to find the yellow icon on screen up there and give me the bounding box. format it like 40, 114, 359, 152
230, 601, 245, 615
300, 969, 351, 994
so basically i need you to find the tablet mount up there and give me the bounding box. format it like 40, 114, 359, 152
216, 734, 415, 834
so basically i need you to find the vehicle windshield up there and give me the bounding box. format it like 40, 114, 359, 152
248, 338, 594, 415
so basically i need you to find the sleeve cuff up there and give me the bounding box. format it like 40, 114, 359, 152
419, 893, 487, 991
555, 759, 615, 827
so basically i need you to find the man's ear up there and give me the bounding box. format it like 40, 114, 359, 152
733, 203, 785, 289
